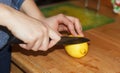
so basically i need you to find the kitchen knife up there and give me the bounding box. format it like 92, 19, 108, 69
8, 36, 90, 45
0, 26, 89, 49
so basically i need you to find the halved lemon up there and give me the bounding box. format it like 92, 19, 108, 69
65, 35, 89, 58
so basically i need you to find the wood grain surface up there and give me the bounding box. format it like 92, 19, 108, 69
11, 1, 120, 73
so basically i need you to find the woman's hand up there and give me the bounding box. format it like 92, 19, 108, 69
9, 15, 60, 51
0, 4, 61, 51
43, 14, 84, 37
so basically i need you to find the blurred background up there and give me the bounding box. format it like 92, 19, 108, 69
35, 0, 68, 6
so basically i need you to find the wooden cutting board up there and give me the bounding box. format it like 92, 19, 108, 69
11, 20, 120, 73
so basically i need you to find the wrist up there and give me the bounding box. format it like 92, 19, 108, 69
0, 4, 13, 27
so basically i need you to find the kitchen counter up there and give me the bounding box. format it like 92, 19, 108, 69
11, 1, 120, 73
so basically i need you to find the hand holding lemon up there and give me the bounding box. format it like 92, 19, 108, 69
64, 35, 89, 58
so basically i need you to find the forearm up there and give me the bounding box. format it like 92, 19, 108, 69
0, 3, 36, 30
0, 4, 12, 27
0, 3, 24, 28
20, 0, 45, 20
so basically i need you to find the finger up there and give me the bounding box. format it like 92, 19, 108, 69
19, 36, 39, 51
48, 28, 61, 48
30, 39, 42, 51
57, 14, 78, 36
75, 21, 84, 37
66, 16, 84, 37
19, 42, 35, 50
38, 32, 49, 51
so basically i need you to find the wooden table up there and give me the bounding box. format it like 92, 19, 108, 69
11, 1, 120, 73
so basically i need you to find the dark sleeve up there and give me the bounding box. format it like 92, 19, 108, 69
11, 0, 24, 10
0, 31, 9, 49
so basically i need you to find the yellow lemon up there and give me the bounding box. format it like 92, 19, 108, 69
65, 36, 88, 58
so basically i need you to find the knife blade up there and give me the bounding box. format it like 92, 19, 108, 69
57, 36, 89, 45
8, 36, 90, 45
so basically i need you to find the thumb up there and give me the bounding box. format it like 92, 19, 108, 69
48, 28, 61, 48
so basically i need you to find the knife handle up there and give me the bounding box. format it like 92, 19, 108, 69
8, 36, 24, 44
0, 26, 24, 44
